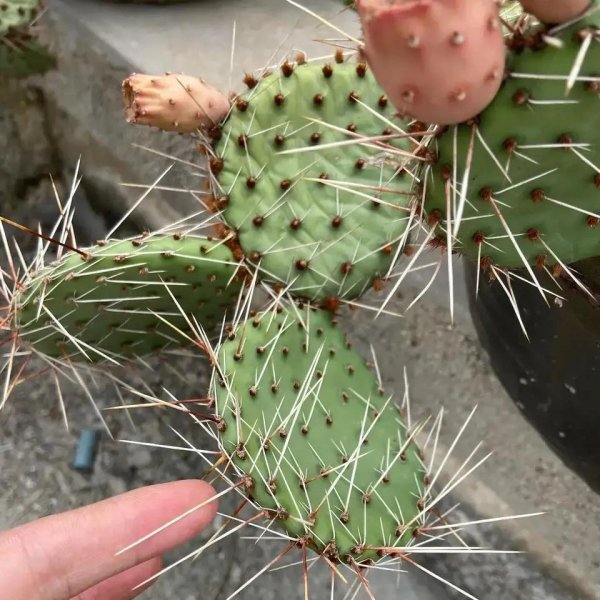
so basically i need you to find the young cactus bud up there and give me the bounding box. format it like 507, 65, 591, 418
123, 72, 230, 133
519, 0, 591, 24
355, 0, 506, 125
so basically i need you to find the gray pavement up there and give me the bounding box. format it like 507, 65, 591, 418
0, 0, 598, 598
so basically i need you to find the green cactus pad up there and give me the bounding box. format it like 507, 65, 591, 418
214, 305, 427, 562
425, 11, 600, 270
15, 234, 244, 362
0, 0, 41, 36
213, 61, 416, 303
0, 2, 54, 79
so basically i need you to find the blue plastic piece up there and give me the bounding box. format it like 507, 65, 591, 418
72, 429, 101, 474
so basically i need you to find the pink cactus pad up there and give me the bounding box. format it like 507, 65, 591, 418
519, 0, 591, 24
355, 0, 506, 125
123, 73, 230, 133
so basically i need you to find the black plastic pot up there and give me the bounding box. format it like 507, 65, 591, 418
465, 259, 600, 494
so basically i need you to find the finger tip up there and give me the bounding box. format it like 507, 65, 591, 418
172, 479, 220, 521
106, 479, 221, 562
147, 479, 220, 540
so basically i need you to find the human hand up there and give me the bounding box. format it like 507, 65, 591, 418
0, 480, 218, 600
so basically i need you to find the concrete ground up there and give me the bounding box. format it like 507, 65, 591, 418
0, 0, 599, 598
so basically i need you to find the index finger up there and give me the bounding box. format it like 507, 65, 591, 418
0, 479, 218, 600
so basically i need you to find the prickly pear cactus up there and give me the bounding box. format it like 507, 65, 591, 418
123, 73, 230, 134
214, 305, 427, 562
14, 234, 244, 362
0, 2, 560, 598
519, 0, 591, 23
211, 61, 416, 303
424, 8, 600, 271
356, 0, 506, 125
0, 0, 41, 34
0, 0, 55, 78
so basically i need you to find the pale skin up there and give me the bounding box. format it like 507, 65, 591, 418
0, 480, 218, 600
